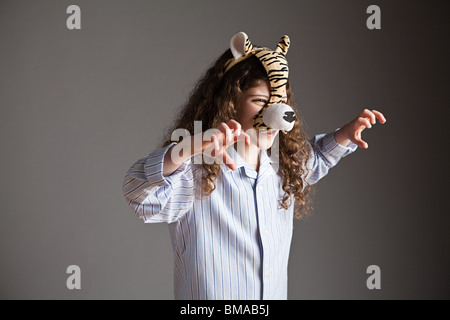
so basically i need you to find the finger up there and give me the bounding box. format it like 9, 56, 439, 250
201, 134, 214, 152
358, 117, 372, 129
203, 141, 216, 158
217, 122, 231, 136
354, 130, 368, 149
222, 150, 236, 171
211, 135, 220, 152
217, 122, 233, 145
228, 122, 242, 139
243, 132, 251, 145
362, 109, 376, 125
235, 132, 251, 146
202, 134, 218, 157
227, 119, 242, 135
355, 139, 368, 149
227, 129, 235, 145
371, 110, 387, 124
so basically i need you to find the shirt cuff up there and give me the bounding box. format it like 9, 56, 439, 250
321, 129, 358, 158
144, 142, 191, 187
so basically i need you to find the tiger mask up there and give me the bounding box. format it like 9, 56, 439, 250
224, 32, 296, 134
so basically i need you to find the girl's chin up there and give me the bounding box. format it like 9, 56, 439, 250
257, 131, 279, 150
257, 141, 275, 150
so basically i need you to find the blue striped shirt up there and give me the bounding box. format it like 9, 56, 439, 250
122, 131, 357, 299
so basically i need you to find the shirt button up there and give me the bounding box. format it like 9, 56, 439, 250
267, 271, 271, 278
258, 185, 263, 191
264, 229, 269, 235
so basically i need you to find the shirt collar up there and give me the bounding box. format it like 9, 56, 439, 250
221, 145, 276, 179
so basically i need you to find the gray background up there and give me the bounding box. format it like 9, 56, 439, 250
0, 0, 448, 299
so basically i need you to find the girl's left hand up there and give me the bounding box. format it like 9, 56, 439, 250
335, 109, 387, 149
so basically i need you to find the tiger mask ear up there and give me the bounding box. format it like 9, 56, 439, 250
275, 35, 290, 56
230, 32, 254, 59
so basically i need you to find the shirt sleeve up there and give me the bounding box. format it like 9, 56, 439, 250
122, 142, 195, 223
305, 129, 358, 186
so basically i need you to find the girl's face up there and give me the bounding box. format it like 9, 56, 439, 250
236, 80, 287, 150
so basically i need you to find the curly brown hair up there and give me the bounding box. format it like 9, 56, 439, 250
161, 49, 313, 219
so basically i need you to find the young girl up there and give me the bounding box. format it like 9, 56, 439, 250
122, 32, 386, 300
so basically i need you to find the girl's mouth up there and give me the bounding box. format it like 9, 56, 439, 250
260, 129, 278, 136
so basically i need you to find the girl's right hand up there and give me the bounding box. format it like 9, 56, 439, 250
201, 120, 251, 171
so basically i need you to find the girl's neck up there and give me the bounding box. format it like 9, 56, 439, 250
234, 142, 260, 172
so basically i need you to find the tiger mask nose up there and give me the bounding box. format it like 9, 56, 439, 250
283, 111, 296, 123
262, 103, 296, 132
